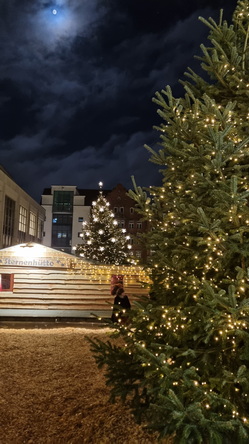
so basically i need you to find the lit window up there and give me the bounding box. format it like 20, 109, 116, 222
19, 206, 27, 232
57, 232, 67, 238
29, 212, 37, 236
3, 196, 15, 247
0, 274, 14, 291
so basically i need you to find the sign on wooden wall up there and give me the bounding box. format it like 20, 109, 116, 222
0, 256, 70, 268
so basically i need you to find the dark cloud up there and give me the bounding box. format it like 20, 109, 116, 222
0, 0, 237, 200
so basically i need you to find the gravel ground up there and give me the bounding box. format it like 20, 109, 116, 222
0, 324, 170, 444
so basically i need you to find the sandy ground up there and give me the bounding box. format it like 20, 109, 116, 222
0, 324, 165, 444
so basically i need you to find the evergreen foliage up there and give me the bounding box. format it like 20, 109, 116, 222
89, 2, 249, 442
75, 191, 132, 264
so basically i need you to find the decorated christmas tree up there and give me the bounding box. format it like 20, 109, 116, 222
75, 183, 132, 264
89, 2, 249, 443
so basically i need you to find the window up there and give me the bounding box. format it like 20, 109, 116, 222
129, 221, 134, 229
114, 207, 118, 213
3, 196, 15, 247
53, 191, 73, 212
119, 220, 125, 228
29, 212, 37, 236
137, 222, 142, 229
52, 213, 72, 247
57, 232, 67, 238
19, 206, 27, 232
18, 205, 28, 243
38, 218, 44, 239
78, 217, 84, 222
136, 251, 142, 258
52, 225, 72, 247
52, 214, 72, 225
119, 207, 124, 214
130, 207, 134, 214
0, 274, 14, 291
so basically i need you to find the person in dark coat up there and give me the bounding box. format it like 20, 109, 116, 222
111, 287, 131, 324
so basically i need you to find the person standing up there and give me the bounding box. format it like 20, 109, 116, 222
111, 287, 131, 324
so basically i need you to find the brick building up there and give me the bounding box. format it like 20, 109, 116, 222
106, 184, 148, 263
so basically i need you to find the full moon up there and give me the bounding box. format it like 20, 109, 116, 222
52, 9, 57, 15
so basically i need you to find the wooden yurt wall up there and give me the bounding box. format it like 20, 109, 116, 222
0, 263, 150, 318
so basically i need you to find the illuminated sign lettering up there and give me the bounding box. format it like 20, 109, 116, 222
0, 257, 69, 268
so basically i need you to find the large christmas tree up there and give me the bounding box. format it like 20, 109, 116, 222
89, 2, 249, 443
75, 184, 132, 264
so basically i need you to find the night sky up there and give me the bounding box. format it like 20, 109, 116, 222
0, 0, 237, 202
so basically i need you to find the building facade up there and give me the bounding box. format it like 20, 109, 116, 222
41, 185, 99, 255
0, 166, 45, 249
106, 184, 149, 263
41, 184, 149, 262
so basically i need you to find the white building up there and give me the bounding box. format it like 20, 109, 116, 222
41, 185, 104, 254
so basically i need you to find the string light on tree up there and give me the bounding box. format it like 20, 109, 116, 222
75, 181, 133, 265
88, 1, 249, 442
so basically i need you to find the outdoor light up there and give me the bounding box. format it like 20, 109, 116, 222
20, 242, 34, 248
17, 243, 45, 258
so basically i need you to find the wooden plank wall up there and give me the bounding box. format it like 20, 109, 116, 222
0, 265, 149, 317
